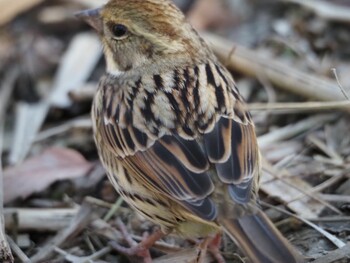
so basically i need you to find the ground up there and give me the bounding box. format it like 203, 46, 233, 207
0, 0, 350, 262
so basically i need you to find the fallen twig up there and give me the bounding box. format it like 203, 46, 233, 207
261, 160, 330, 218
261, 201, 346, 249
4, 208, 78, 232
153, 248, 213, 263
54, 246, 112, 263
249, 101, 350, 114
0, 122, 14, 262
30, 201, 93, 263
203, 33, 346, 103
0, 67, 19, 122
312, 243, 350, 263
6, 235, 29, 263
281, 0, 350, 24
258, 114, 337, 148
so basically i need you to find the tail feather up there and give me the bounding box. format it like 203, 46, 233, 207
220, 210, 303, 263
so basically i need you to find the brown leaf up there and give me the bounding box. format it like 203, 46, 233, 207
4, 147, 93, 204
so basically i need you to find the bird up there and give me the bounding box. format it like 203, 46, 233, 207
76, 0, 303, 262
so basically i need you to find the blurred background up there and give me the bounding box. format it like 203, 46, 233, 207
0, 0, 350, 262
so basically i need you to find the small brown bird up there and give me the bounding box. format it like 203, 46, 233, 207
77, 0, 303, 262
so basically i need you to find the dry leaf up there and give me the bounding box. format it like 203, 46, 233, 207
50, 33, 102, 108
4, 147, 93, 204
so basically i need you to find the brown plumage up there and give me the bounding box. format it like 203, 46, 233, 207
77, 0, 303, 262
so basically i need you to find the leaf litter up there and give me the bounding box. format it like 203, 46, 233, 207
0, 0, 350, 262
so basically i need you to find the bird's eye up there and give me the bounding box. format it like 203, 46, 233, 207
111, 24, 128, 39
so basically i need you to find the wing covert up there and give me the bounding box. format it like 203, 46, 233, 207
204, 117, 260, 204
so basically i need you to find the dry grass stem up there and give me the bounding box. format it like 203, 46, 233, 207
103, 196, 123, 221
203, 33, 346, 103
2, 1, 349, 262
30, 202, 93, 263
34, 117, 92, 142
4, 208, 78, 231
281, 0, 350, 23
261, 201, 346, 249
258, 114, 337, 148
286, 176, 345, 206
306, 216, 350, 222
307, 135, 343, 163
54, 246, 112, 263
248, 101, 350, 114
0, 122, 14, 262
261, 161, 340, 217
68, 83, 98, 102
331, 68, 350, 100
153, 248, 213, 263
0, 68, 19, 121
311, 243, 350, 263
6, 235, 29, 263
320, 194, 350, 203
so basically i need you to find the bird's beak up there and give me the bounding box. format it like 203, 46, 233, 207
75, 7, 103, 34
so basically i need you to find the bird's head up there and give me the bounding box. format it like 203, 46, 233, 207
76, 0, 203, 76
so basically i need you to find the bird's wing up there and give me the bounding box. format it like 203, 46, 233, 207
203, 117, 260, 204
96, 63, 260, 221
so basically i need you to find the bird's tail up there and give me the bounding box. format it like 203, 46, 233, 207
220, 210, 303, 263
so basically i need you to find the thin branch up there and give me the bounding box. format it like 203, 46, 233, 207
261, 201, 346, 249
203, 33, 346, 104
0, 121, 14, 262
331, 68, 350, 101
249, 101, 350, 113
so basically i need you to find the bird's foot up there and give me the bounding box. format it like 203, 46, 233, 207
196, 234, 225, 263
207, 234, 225, 263
109, 219, 164, 263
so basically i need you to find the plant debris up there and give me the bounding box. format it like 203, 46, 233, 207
0, 0, 349, 262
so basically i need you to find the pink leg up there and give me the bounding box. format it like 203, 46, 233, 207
207, 234, 225, 263
196, 237, 210, 263
109, 219, 165, 263
196, 234, 226, 263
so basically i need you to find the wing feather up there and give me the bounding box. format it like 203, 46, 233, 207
122, 138, 217, 220
95, 62, 260, 223
204, 117, 259, 203
126, 138, 214, 199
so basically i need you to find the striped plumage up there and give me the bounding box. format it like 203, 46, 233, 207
78, 0, 303, 262
93, 60, 258, 231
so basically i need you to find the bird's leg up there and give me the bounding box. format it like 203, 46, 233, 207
196, 234, 225, 263
109, 219, 165, 263
196, 237, 210, 263
207, 234, 225, 263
